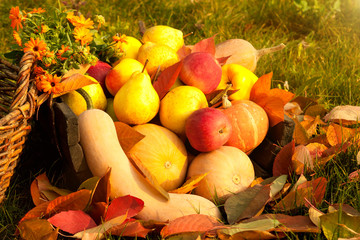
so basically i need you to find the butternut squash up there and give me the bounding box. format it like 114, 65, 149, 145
78, 109, 222, 222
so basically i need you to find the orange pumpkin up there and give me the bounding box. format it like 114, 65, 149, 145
221, 99, 269, 154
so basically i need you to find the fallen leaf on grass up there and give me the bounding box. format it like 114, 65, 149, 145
326, 122, 356, 147
320, 210, 360, 240
48, 210, 97, 234
20, 189, 91, 224
114, 121, 145, 154
329, 203, 360, 216
274, 177, 327, 211
169, 173, 208, 194
18, 218, 58, 240
224, 184, 271, 224
218, 218, 280, 239
105, 195, 144, 221
108, 219, 153, 238
30, 173, 71, 206
160, 214, 223, 239
272, 140, 295, 176
324, 105, 360, 125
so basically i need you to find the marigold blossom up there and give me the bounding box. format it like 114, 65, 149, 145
23, 38, 47, 60
67, 13, 94, 29
56, 45, 70, 60
9, 6, 25, 31
12, 31, 22, 46
73, 27, 93, 45
39, 73, 64, 94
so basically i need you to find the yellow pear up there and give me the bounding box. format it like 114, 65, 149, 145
137, 42, 179, 76
142, 25, 184, 52
113, 71, 160, 125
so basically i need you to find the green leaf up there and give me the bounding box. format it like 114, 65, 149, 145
224, 184, 271, 224
320, 210, 360, 240
261, 174, 288, 198
219, 218, 280, 236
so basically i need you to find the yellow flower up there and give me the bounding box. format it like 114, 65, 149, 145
67, 13, 94, 29
112, 34, 128, 44
23, 38, 47, 60
39, 73, 64, 94
12, 31, 22, 46
9, 6, 25, 31
41, 24, 49, 33
73, 27, 93, 46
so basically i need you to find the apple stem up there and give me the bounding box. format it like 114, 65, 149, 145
209, 83, 232, 106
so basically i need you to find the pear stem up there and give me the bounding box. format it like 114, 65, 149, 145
76, 88, 94, 110
142, 59, 149, 73
209, 83, 232, 106
256, 43, 286, 59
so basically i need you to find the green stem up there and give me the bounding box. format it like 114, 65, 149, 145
76, 88, 93, 110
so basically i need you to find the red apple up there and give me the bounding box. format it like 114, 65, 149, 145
179, 52, 222, 94
86, 60, 112, 97
185, 107, 232, 152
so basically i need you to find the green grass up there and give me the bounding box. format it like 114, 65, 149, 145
1, 0, 360, 239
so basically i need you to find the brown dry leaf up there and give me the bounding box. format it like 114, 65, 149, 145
324, 105, 360, 125
329, 203, 360, 216
291, 145, 312, 175
284, 102, 302, 116
108, 219, 153, 238
293, 117, 310, 145
290, 96, 318, 112
349, 169, 360, 182
307, 143, 328, 163
301, 115, 325, 137
326, 123, 356, 147
18, 218, 58, 240
53, 73, 97, 97
114, 121, 145, 154
274, 177, 327, 211
30, 173, 71, 206
169, 173, 208, 194
304, 104, 328, 118
228, 230, 277, 240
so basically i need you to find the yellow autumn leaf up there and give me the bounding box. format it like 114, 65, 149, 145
169, 173, 208, 194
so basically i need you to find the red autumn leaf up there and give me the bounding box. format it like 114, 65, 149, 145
48, 210, 97, 234
349, 169, 360, 182
114, 121, 145, 154
273, 141, 295, 176
108, 219, 152, 238
216, 55, 231, 65
18, 218, 59, 240
53, 73, 97, 97
105, 195, 144, 221
191, 34, 217, 56
160, 214, 223, 239
152, 61, 183, 99
298, 177, 327, 207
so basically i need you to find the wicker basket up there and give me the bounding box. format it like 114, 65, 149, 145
0, 52, 36, 204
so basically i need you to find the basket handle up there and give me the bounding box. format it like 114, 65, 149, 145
9, 51, 36, 112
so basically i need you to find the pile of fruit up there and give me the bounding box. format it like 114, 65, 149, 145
61, 24, 289, 222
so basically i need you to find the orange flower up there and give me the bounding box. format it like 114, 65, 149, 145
73, 27, 93, 45
112, 34, 128, 44
67, 13, 94, 29
56, 45, 70, 60
12, 31, 22, 46
41, 24, 49, 33
23, 38, 47, 60
9, 6, 25, 31
33, 65, 46, 76
29, 8, 46, 14
39, 73, 64, 94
